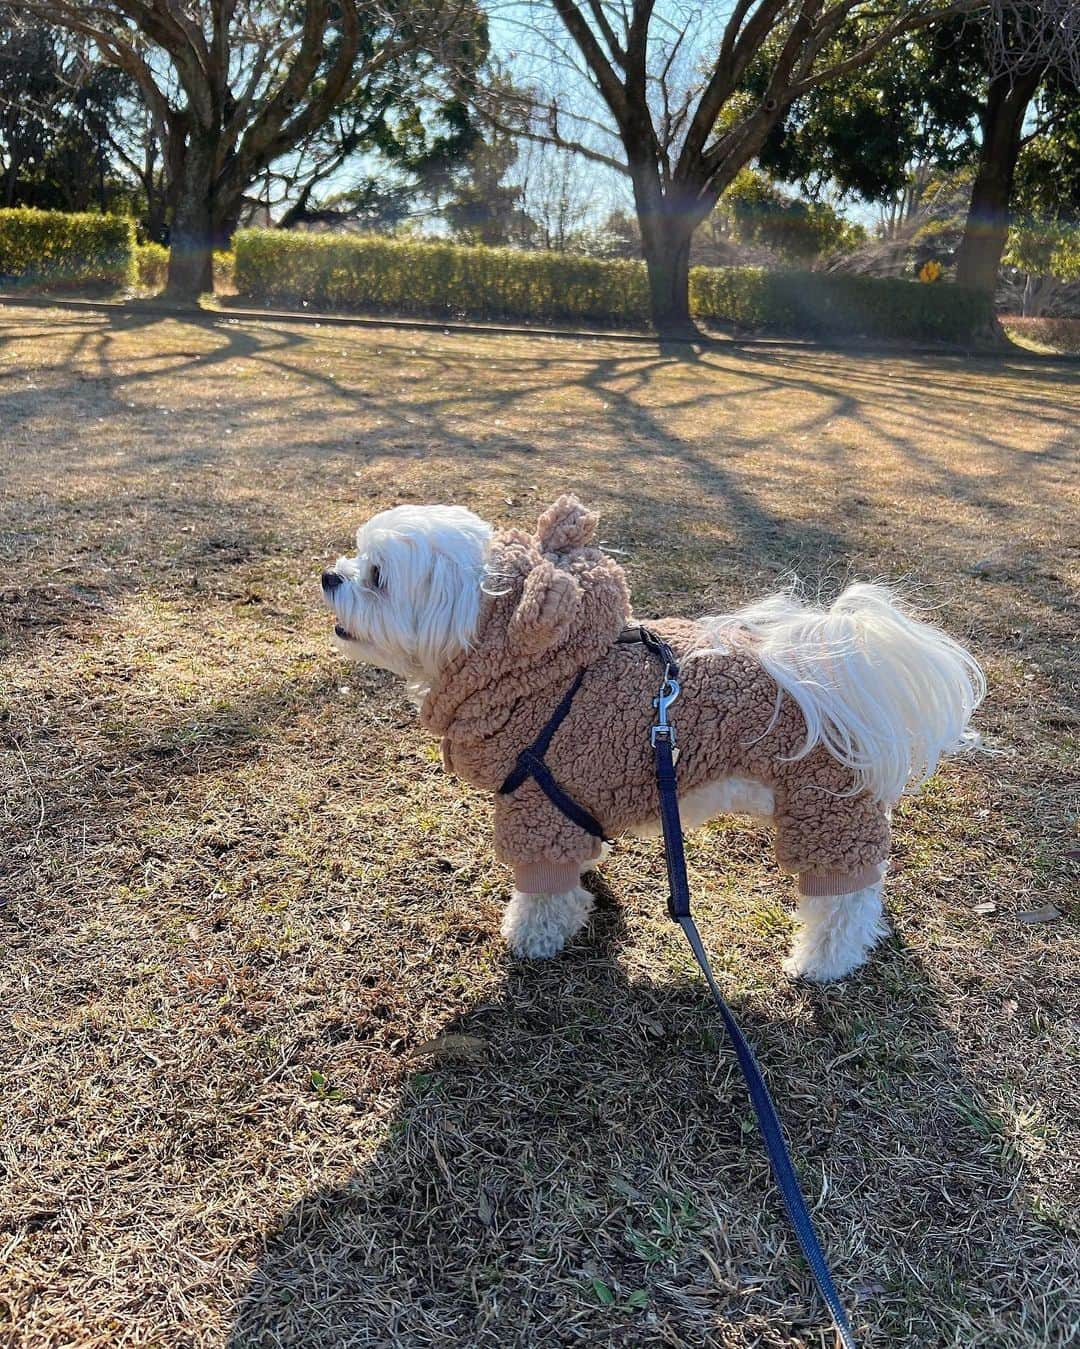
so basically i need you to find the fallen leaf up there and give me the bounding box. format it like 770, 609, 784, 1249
477, 1190, 494, 1227
409, 1033, 488, 1063
1017, 905, 1062, 925
591, 1277, 615, 1306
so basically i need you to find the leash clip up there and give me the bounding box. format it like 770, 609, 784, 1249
650, 666, 681, 750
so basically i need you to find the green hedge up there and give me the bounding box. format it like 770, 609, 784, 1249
689, 267, 994, 343
0, 208, 135, 288
234, 229, 651, 324
134, 241, 170, 291
233, 228, 993, 342
1003, 316, 1080, 354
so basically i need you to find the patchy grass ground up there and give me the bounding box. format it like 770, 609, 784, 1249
1, 301, 1077, 1349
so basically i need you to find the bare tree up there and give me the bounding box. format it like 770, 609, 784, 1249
23, 1, 476, 298
516, 140, 594, 249
955, 1, 1080, 293
985, 0, 1080, 81
483, 1, 980, 336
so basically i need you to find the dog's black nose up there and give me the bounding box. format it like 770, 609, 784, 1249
321, 569, 342, 593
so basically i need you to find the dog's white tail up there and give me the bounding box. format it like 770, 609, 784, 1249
696, 583, 985, 803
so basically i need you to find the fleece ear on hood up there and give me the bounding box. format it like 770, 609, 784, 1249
536, 494, 598, 555
507, 558, 583, 653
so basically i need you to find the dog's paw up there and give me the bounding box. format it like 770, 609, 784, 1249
501, 887, 593, 959
783, 948, 866, 983
784, 887, 889, 982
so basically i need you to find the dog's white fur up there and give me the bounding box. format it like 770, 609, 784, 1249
323, 504, 984, 981
695, 586, 985, 803
328, 503, 492, 688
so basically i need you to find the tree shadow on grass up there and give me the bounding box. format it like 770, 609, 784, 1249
226, 873, 1076, 1349
9, 304, 1075, 672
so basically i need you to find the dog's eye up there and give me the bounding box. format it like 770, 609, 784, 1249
369, 563, 383, 590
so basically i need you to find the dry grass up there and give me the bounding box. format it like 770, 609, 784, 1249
1, 301, 1077, 1349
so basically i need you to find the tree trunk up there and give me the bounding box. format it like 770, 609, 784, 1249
165, 138, 218, 301
641, 222, 696, 338
955, 68, 1043, 295
3, 153, 22, 207
278, 179, 316, 231
632, 166, 699, 339
1022, 273, 1057, 317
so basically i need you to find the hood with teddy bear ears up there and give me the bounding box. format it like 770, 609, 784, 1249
419, 494, 631, 751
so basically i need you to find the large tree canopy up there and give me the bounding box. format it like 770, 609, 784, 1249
483, 0, 979, 335
23, 0, 485, 298
756, 22, 985, 216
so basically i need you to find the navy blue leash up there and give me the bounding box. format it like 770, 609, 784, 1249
644, 626, 858, 1349
498, 626, 859, 1345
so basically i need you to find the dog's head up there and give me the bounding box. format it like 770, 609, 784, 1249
321, 494, 629, 687
320, 503, 493, 681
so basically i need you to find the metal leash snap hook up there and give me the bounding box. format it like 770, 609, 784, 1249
651, 665, 681, 754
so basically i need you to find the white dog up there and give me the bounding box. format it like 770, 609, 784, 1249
321, 498, 984, 981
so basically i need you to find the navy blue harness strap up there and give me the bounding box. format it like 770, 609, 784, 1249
498, 669, 606, 841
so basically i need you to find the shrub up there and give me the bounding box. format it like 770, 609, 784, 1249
716, 169, 866, 262
213, 249, 235, 292
0, 208, 134, 288
135, 241, 170, 291
234, 229, 651, 325
689, 267, 994, 343
233, 228, 993, 343
1003, 316, 1080, 354
133, 244, 234, 294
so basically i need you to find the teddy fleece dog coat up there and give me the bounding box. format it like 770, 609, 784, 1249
420, 496, 889, 899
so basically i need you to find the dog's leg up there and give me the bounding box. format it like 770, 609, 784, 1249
579, 841, 611, 875
783, 883, 889, 982
501, 887, 593, 959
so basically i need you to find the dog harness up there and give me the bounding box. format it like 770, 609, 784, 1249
497, 626, 674, 841
500, 624, 859, 1349
498, 668, 606, 841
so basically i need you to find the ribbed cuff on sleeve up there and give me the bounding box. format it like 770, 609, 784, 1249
797, 863, 886, 897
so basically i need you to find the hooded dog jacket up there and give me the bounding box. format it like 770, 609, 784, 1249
420, 496, 889, 898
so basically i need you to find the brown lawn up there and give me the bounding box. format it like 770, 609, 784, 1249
1, 300, 1078, 1348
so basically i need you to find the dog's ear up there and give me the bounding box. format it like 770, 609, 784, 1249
536, 494, 598, 555
507, 558, 582, 652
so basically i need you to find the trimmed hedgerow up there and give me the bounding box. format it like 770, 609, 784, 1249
689, 267, 994, 343
0, 208, 135, 288
233, 228, 993, 343
1003, 315, 1080, 354
134, 241, 170, 291
234, 229, 652, 324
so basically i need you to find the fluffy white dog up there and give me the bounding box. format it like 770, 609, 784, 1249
321, 497, 984, 981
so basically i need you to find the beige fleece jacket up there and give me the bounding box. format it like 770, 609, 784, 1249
420, 496, 889, 898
